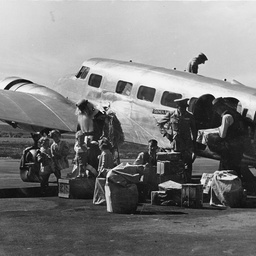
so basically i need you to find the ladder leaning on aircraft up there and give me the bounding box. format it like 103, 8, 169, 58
0, 58, 256, 188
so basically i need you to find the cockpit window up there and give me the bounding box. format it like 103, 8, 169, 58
116, 80, 133, 96
76, 66, 90, 79
161, 91, 182, 108
88, 74, 102, 88
137, 85, 155, 102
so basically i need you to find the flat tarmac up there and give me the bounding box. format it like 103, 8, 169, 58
1, 158, 256, 256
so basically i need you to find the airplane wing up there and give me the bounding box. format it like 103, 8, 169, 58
0, 89, 77, 133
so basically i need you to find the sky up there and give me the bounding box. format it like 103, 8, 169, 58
0, 1, 256, 88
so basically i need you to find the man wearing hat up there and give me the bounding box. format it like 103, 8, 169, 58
209, 97, 246, 176
158, 98, 197, 182
187, 53, 208, 74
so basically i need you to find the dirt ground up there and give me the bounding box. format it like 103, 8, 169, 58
1, 159, 256, 256
1, 196, 256, 256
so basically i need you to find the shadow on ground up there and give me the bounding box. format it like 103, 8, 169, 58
0, 185, 58, 198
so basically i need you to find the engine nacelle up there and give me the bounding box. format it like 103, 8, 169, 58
0, 77, 67, 101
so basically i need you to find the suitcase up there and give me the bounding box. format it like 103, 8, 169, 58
156, 152, 181, 161
58, 177, 95, 199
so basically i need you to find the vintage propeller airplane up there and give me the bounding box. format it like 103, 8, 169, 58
0, 58, 256, 187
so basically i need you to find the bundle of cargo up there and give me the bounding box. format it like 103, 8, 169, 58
105, 163, 141, 213
153, 180, 204, 208
156, 152, 185, 184
151, 180, 182, 206
208, 170, 245, 208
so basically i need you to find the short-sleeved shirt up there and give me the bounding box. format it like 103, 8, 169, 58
218, 114, 234, 138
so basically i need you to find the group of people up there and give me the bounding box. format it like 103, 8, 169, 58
20, 85, 249, 197
71, 130, 114, 179
20, 129, 70, 192
73, 98, 118, 178
20, 97, 117, 193
157, 95, 249, 182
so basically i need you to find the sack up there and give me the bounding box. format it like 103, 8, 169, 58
105, 168, 139, 213
105, 182, 138, 213
210, 170, 243, 208
107, 163, 141, 185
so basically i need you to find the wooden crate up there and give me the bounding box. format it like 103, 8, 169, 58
181, 184, 203, 208
58, 177, 95, 199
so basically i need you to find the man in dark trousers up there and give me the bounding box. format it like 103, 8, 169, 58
187, 53, 208, 74
134, 139, 159, 200
158, 98, 197, 182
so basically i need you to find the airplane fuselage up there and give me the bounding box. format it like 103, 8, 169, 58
54, 58, 256, 147
55, 58, 256, 117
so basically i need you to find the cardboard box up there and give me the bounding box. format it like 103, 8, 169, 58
157, 173, 185, 184
158, 180, 182, 206
157, 159, 185, 184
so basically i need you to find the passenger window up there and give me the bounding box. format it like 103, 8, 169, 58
76, 66, 90, 79
161, 91, 182, 108
116, 80, 133, 96
137, 85, 155, 102
88, 74, 102, 88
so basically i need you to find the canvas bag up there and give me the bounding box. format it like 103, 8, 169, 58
210, 170, 243, 208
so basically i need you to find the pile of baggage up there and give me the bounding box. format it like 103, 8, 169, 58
58, 151, 247, 213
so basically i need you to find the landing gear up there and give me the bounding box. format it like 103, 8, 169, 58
20, 132, 41, 183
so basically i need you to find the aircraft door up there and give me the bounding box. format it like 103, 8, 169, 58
189, 94, 219, 130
